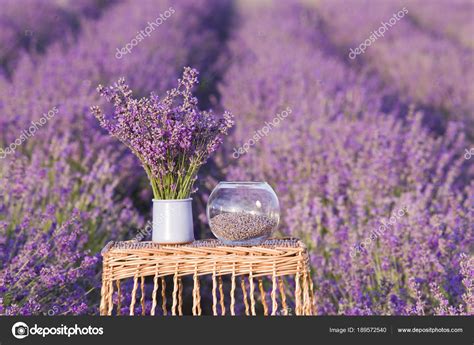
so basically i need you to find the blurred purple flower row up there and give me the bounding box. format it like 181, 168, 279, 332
219, 1, 472, 315
317, 0, 474, 136
0, 0, 116, 77
0, 0, 230, 314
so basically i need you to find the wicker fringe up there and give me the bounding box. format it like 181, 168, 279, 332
151, 272, 159, 316
304, 272, 312, 315
106, 280, 113, 315
178, 278, 183, 316
249, 270, 256, 316
241, 277, 250, 316
295, 260, 301, 316
116, 280, 121, 316
99, 279, 107, 315
172, 264, 179, 316
161, 277, 167, 316
258, 278, 268, 316
271, 264, 277, 316
192, 266, 202, 316
231, 263, 236, 316
140, 276, 145, 316
100, 238, 314, 316
129, 274, 138, 316
278, 277, 288, 315
218, 276, 225, 315
212, 264, 218, 316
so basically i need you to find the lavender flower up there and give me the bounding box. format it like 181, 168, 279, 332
91, 67, 233, 199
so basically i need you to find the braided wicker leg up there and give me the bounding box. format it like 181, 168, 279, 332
129, 274, 139, 316
151, 271, 159, 316
116, 280, 122, 316
241, 276, 250, 316
295, 263, 302, 315
278, 277, 288, 315
178, 277, 184, 316
258, 278, 268, 316
271, 264, 278, 315
192, 266, 202, 316
161, 277, 167, 316
230, 263, 236, 316
172, 264, 179, 316
218, 276, 226, 315
212, 265, 218, 316
140, 276, 146, 315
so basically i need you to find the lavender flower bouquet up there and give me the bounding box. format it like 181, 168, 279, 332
91, 67, 233, 242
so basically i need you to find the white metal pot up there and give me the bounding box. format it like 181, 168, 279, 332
152, 198, 195, 244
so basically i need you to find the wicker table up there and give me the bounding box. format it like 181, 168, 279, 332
100, 238, 315, 316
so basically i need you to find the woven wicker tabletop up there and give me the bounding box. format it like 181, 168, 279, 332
100, 238, 315, 316
102, 237, 306, 252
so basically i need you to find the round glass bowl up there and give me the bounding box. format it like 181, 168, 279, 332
207, 182, 280, 246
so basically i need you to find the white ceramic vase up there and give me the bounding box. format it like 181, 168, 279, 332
152, 198, 194, 244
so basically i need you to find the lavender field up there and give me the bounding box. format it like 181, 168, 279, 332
0, 0, 472, 316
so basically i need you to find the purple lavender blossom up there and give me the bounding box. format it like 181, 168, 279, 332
91, 67, 233, 199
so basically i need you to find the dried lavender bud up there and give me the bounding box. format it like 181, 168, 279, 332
210, 212, 277, 242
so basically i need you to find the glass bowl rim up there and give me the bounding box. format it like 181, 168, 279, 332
217, 181, 268, 185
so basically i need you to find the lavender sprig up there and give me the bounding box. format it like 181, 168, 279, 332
91, 67, 234, 199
